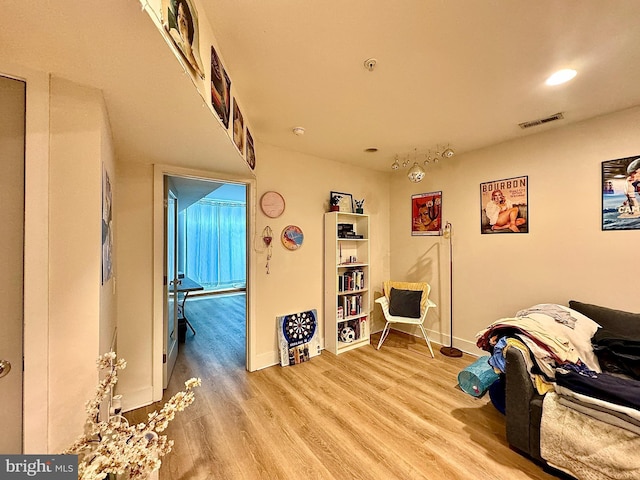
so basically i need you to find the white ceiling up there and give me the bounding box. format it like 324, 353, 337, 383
2, 1, 640, 174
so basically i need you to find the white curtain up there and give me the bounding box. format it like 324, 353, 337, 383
183, 199, 246, 290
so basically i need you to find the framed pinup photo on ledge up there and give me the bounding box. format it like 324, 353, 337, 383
411, 191, 442, 236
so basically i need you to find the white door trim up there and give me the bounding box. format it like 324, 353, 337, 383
0, 62, 51, 454
152, 164, 256, 401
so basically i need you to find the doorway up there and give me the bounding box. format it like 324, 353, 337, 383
0, 75, 26, 453
162, 173, 248, 387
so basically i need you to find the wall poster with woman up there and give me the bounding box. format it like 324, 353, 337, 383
480, 175, 528, 234
411, 191, 442, 236
162, 0, 205, 80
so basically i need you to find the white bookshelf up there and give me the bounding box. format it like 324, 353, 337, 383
324, 212, 370, 354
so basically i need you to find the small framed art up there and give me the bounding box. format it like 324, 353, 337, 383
330, 191, 354, 213
411, 191, 442, 236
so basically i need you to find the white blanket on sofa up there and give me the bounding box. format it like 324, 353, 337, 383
541, 392, 640, 480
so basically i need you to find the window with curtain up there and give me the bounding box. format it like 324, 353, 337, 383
182, 197, 246, 292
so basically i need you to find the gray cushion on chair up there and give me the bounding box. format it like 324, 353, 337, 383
389, 288, 422, 318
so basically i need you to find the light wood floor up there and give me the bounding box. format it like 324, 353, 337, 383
127, 294, 561, 480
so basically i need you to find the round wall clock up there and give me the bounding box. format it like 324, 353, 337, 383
281, 225, 304, 250
260, 191, 285, 218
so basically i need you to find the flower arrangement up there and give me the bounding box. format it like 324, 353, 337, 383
64, 352, 200, 480
354, 199, 364, 213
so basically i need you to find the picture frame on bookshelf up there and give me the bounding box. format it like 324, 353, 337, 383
330, 191, 353, 213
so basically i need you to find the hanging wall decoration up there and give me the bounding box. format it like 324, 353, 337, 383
246, 129, 256, 170
232, 98, 245, 156
102, 165, 113, 284
260, 191, 285, 218
480, 176, 528, 234
210, 45, 231, 128
602, 155, 640, 230
262, 226, 273, 274
162, 0, 205, 79
281, 225, 304, 250
411, 191, 442, 236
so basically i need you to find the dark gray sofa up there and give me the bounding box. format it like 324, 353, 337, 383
503, 301, 640, 464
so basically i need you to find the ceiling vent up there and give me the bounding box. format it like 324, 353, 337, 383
519, 112, 564, 129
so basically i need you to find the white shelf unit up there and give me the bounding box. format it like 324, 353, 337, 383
324, 212, 370, 354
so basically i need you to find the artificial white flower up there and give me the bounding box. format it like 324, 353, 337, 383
64, 352, 200, 480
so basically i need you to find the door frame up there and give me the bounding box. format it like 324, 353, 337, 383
0, 63, 50, 453
152, 164, 255, 401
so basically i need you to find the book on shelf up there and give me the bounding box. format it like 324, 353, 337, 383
338, 268, 365, 292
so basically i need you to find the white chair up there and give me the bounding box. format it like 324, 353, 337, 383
375, 281, 436, 357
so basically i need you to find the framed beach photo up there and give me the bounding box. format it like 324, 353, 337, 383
411, 191, 442, 236
602, 155, 640, 230
330, 191, 354, 213
480, 176, 528, 234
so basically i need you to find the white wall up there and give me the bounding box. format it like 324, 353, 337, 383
252, 143, 391, 367
390, 106, 640, 354
115, 141, 391, 408
48, 77, 115, 452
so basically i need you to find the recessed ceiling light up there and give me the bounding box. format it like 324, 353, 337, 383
546, 69, 577, 86
364, 147, 378, 153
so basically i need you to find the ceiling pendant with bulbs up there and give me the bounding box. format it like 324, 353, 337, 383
390, 144, 455, 182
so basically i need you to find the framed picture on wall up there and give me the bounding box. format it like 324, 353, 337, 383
411, 191, 442, 236
232, 98, 245, 156
211, 45, 231, 128
480, 175, 528, 234
246, 129, 256, 170
102, 165, 113, 284
602, 155, 640, 230
162, 0, 205, 80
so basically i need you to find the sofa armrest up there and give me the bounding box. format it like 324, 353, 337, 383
505, 348, 544, 462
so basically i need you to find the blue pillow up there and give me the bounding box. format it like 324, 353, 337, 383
389, 288, 422, 318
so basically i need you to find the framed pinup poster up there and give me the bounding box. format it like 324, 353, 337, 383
211, 45, 231, 128
480, 176, 528, 234
602, 155, 640, 230
162, 0, 205, 79
411, 191, 442, 236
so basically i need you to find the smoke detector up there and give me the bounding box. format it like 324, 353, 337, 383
364, 58, 377, 72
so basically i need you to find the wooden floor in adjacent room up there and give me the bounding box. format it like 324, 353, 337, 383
127, 294, 560, 480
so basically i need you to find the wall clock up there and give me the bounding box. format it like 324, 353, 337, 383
281, 225, 304, 250
260, 191, 285, 218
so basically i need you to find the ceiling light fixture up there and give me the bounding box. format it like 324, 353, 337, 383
391, 145, 454, 182
364, 147, 378, 153
292, 127, 305, 136
545, 69, 577, 86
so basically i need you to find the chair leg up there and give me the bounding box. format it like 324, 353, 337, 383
377, 322, 391, 350
419, 324, 435, 358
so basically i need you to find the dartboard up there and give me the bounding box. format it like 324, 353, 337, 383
282, 310, 316, 344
